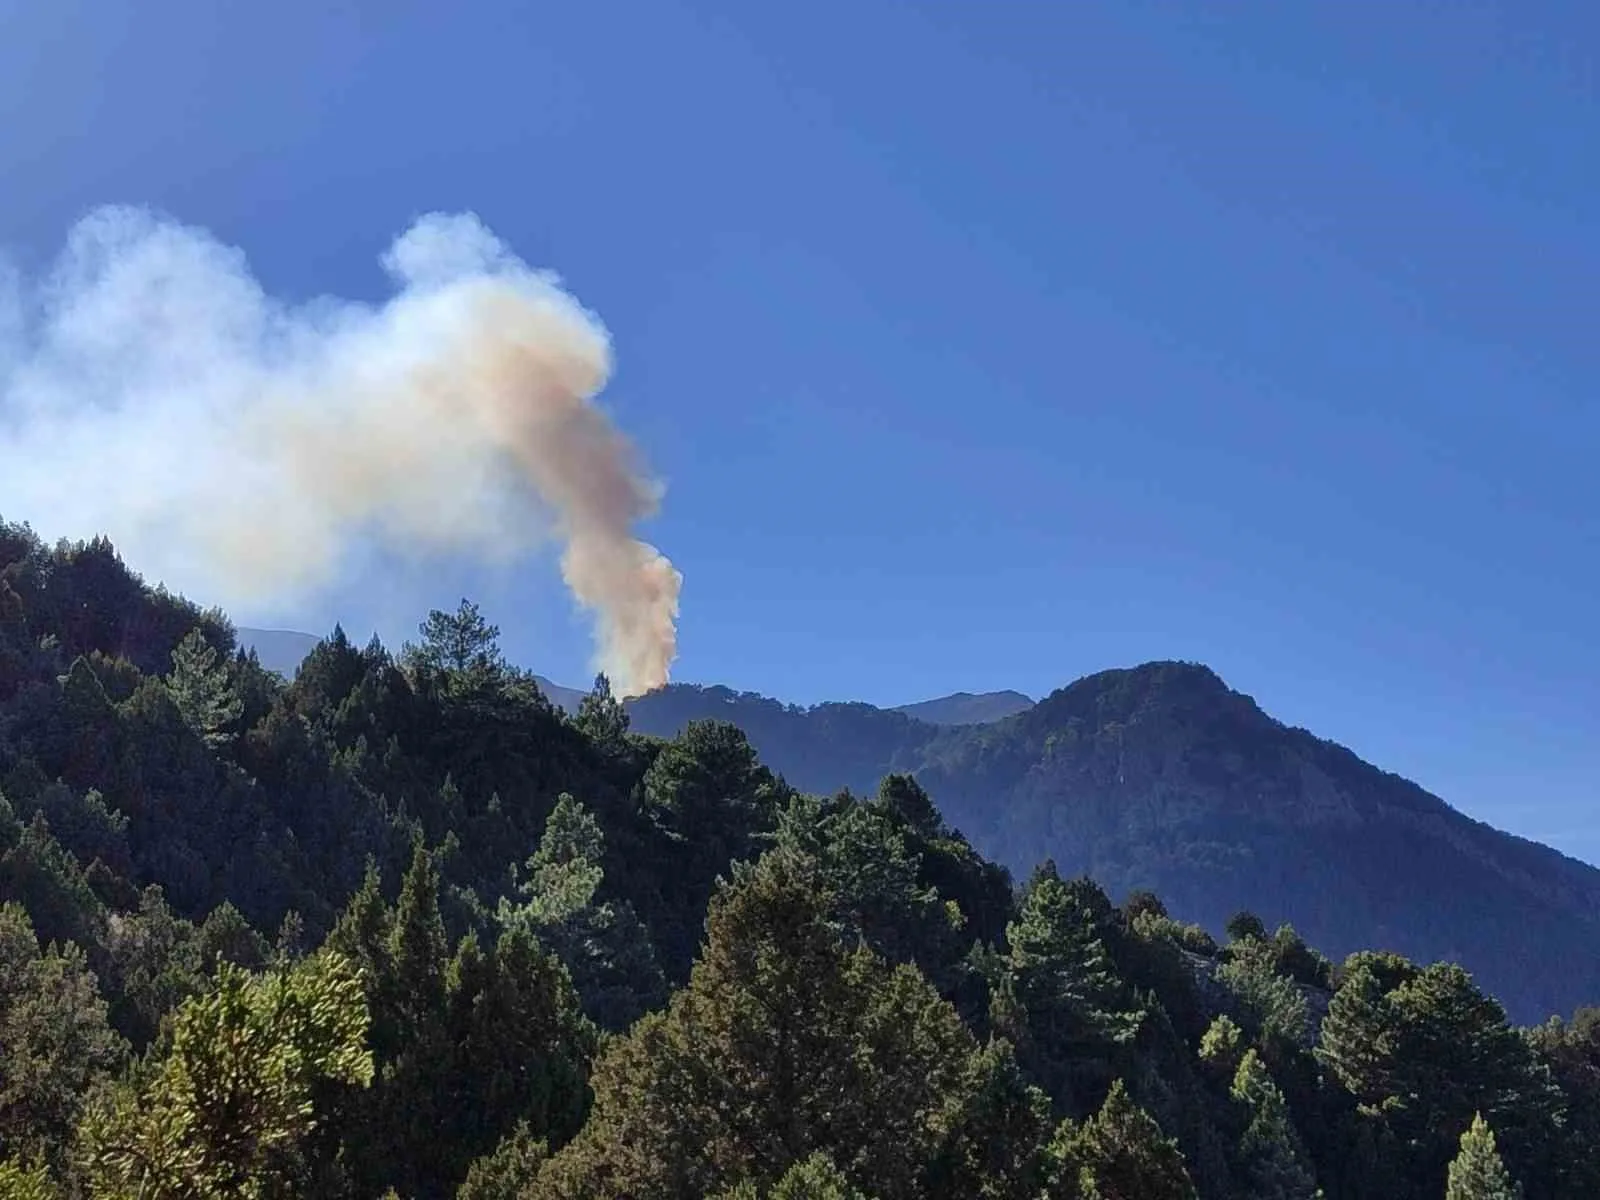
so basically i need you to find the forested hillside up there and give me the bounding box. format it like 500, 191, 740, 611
2, 521, 1597, 1198
623, 667, 1600, 1025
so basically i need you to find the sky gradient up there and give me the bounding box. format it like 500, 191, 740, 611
1, 1, 1595, 861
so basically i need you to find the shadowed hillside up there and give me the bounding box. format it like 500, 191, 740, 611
625, 663, 1600, 1024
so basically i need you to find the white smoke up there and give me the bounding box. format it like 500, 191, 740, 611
0, 207, 681, 696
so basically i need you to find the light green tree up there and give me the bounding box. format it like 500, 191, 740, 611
77, 952, 372, 1198
1446, 1114, 1522, 1200
165, 629, 242, 746
1230, 1049, 1319, 1199
500, 794, 666, 1030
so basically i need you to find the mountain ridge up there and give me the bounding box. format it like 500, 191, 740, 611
622, 660, 1600, 1022
235, 629, 1600, 1021
234, 626, 1030, 728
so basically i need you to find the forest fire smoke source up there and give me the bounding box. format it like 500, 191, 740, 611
0, 208, 681, 696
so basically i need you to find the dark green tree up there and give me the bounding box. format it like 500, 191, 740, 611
404, 599, 504, 683
500, 794, 666, 1030
1047, 1079, 1196, 1200
771, 794, 968, 995
458, 1121, 549, 1200
1225, 912, 1269, 943
196, 901, 269, 974
1216, 936, 1309, 1047
639, 720, 785, 974
990, 866, 1143, 1114
1317, 956, 1562, 1195
387, 843, 447, 1038
717, 1151, 875, 1199
1527, 1007, 1600, 1193
574, 674, 629, 751
532, 847, 1001, 1199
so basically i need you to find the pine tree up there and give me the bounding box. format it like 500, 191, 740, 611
405, 598, 504, 682
1197, 1014, 1245, 1080
1446, 1114, 1522, 1200
575, 673, 629, 750
1049, 1079, 1196, 1200
0, 902, 126, 1167
78, 953, 372, 1197
165, 627, 242, 746
458, 1121, 549, 1200
991, 866, 1143, 1113
1319, 954, 1562, 1191
1230, 1049, 1319, 1199
530, 847, 998, 1199
501, 794, 666, 1030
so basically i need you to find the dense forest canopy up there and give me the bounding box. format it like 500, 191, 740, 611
0, 519, 1596, 1198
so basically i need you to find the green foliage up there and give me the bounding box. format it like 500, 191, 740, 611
716, 1151, 876, 1199
1047, 1079, 1196, 1200
1317, 955, 1562, 1195
404, 599, 505, 685
1197, 1014, 1244, 1079
1229, 1049, 1319, 1199
0, 902, 126, 1166
1445, 1113, 1521, 1200
78, 951, 371, 1197
500, 793, 666, 1030
637, 718, 786, 974
165, 629, 243, 747
456, 1121, 549, 1200
573, 674, 629, 751
1, 535, 1597, 1200
990, 865, 1144, 1114
771, 793, 971, 998
322, 853, 595, 1198
1225, 912, 1268, 943
0, 1156, 61, 1199
196, 901, 269, 974
1526, 1006, 1600, 1192
532, 847, 1019, 1199
1216, 936, 1309, 1047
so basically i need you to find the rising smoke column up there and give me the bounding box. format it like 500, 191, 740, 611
0, 207, 681, 696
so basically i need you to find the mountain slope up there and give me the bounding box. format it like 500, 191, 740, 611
230, 628, 1598, 1021
627, 662, 1600, 1024
890, 689, 1035, 726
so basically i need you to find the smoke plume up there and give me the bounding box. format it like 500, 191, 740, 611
0, 207, 681, 696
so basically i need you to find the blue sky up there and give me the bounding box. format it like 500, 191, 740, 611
2, 1, 1596, 861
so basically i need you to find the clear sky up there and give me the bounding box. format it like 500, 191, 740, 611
2, 1, 1596, 862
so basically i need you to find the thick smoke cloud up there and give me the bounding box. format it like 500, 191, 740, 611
0, 207, 681, 696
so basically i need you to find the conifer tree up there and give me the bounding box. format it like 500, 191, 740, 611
406, 598, 504, 682
1446, 1114, 1522, 1200
991, 866, 1143, 1113
165, 628, 242, 746
78, 953, 372, 1197
531, 847, 996, 1199
1048, 1079, 1196, 1200
1229, 1049, 1319, 1199
501, 793, 665, 1029
575, 673, 629, 750
388, 842, 447, 1034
